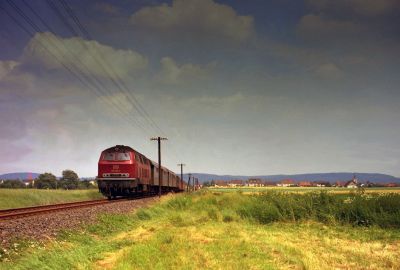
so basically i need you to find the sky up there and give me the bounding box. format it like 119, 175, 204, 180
0, 0, 399, 177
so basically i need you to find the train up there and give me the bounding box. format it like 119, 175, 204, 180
97, 145, 186, 199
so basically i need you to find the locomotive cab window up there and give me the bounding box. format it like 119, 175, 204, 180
103, 152, 115, 160
117, 153, 130, 161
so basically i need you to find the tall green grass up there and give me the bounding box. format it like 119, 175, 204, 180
126, 190, 400, 228
235, 191, 400, 227
0, 189, 103, 209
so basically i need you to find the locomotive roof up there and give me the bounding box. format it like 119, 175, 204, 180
102, 145, 177, 176
103, 145, 135, 152
103, 145, 150, 158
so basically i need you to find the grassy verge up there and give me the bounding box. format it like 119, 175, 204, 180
1, 191, 399, 269
0, 189, 103, 210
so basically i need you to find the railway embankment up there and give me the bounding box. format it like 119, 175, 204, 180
1, 191, 400, 269
0, 196, 158, 249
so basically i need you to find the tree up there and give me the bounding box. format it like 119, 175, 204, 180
203, 181, 211, 187
60, 169, 79, 190
0, 179, 26, 188
78, 180, 96, 189
34, 173, 57, 189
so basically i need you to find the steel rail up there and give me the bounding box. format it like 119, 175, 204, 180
0, 191, 166, 221
0, 199, 117, 220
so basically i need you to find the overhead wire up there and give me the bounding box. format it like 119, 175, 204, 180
3, 0, 185, 166
59, 0, 165, 135
53, 0, 184, 162
42, 0, 153, 136
21, 0, 154, 136
57, 0, 167, 137
2, 1, 154, 137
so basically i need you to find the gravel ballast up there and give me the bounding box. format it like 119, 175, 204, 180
0, 197, 158, 247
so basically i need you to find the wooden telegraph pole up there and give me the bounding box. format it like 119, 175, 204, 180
187, 173, 192, 192
150, 137, 168, 197
177, 163, 185, 190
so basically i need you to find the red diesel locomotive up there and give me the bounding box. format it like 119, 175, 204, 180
97, 145, 185, 199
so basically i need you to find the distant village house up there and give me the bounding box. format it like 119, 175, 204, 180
277, 179, 295, 187
248, 179, 263, 187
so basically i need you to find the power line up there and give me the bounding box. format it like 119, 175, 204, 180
53, 0, 185, 161
4, 1, 185, 163
54, 0, 166, 137
2, 2, 154, 137
18, 0, 154, 136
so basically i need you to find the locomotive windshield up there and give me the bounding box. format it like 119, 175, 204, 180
103, 152, 115, 160
117, 153, 130, 160
102, 152, 131, 161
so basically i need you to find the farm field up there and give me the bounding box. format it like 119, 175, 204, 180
206, 186, 400, 194
1, 191, 399, 269
0, 189, 103, 210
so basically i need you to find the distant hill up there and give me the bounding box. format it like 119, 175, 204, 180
0, 172, 40, 180
2, 172, 399, 184
184, 173, 400, 184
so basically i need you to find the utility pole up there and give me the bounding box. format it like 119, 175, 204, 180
177, 163, 185, 191
151, 137, 168, 197
187, 173, 192, 192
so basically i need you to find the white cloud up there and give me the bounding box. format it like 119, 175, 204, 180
22, 32, 148, 78
157, 57, 215, 84
130, 0, 254, 42
0, 60, 19, 80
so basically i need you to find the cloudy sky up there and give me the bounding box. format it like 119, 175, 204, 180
1, 0, 399, 177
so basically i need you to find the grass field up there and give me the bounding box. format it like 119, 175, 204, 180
1, 190, 399, 269
0, 189, 103, 210
206, 186, 400, 194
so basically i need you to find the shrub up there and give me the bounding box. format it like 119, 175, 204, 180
0, 180, 26, 189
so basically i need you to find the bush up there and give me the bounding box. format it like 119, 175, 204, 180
0, 180, 26, 188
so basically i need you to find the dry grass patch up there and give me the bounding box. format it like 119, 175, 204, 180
112, 225, 156, 243
94, 248, 130, 270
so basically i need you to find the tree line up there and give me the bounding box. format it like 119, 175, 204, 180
0, 170, 96, 190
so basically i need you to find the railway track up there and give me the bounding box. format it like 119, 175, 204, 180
0, 192, 167, 221
0, 198, 122, 220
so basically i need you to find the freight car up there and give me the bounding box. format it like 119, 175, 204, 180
96, 145, 185, 199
